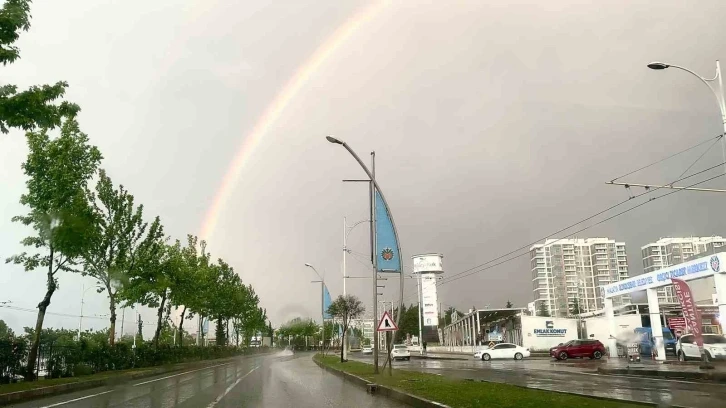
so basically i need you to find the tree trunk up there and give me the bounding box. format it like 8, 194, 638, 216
226, 320, 229, 346
215, 316, 224, 346
26, 253, 57, 381
177, 307, 186, 347
153, 291, 167, 347
108, 289, 117, 346
340, 325, 346, 362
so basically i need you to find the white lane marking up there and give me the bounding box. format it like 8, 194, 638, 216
206, 366, 259, 408
134, 362, 232, 386
39, 390, 114, 408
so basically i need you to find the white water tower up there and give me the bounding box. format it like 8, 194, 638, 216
412, 253, 444, 328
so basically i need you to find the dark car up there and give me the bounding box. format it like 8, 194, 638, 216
550, 339, 606, 360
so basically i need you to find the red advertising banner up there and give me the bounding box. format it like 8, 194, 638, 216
667, 317, 687, 338
671, 278, 703, 347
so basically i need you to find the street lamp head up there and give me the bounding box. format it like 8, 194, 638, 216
304, 263, 312, 267
647, 62, 670, 70
325, 135, 343, 145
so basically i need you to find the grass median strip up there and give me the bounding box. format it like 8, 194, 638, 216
315, 355, 645, 408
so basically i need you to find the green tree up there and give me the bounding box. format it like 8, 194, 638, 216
121, 238, 179, 348
80, 169, 164, 346
439, 306, 463, 327
0, 320, 14, 339
6, 119, 101, 380
393, 304, 420, 343
326, 294, 365, 362
570, 298, 581, 316
537, 302, 550, 317
0, 1, 79, 133
506, 300, 513, 308
171, 235, 210, 346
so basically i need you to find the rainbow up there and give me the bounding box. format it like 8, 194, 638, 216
199, 1, 389, 243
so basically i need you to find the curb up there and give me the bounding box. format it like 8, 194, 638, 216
597, 366, 726, 383
0, 352, 271, 406
313, 357, 450, 408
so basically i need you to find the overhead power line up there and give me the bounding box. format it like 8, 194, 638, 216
610, 134, 722, 182
439, 171, 725, 287
438, 159, 726, 286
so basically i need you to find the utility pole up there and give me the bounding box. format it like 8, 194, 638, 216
120, 307, 125, 340
417, 274, 423, 355
371, 151, 379, 373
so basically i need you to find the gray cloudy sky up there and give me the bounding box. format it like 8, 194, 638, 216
2, 0, 726, 335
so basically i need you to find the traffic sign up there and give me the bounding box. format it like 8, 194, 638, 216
376, 311, 398, 332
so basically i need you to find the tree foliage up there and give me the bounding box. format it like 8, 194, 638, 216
0, 320, 14, 340
326, 294, 365, 362
6, 118, 101, 380
537, 302, 551, 317
570, 298, 581, 316
80, 169, 164, 346
393, 304, 420, 343
0, 0, 79, 133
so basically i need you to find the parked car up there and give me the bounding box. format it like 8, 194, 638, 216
677, 333, 726, 361
474, 343, 530, 361
550, 339, 606, 360
634, 327, 677, 356
391, 344, 410, 361
361, 345, 373, 355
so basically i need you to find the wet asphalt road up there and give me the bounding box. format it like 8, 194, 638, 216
11, 351, 407, 408
350, 353, 725, 407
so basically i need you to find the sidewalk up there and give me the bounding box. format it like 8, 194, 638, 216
597, 358, 726, 383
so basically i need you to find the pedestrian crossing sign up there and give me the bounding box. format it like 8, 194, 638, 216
376, 311, 398, 332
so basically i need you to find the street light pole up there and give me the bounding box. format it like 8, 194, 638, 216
305, 263, 325, 355
343, 217, 371, 297
648, 60, 726, 176
417, 273, 423, 355
329, 135, 405, 374
78, 284, 96, 341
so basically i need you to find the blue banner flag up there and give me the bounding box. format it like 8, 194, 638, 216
323, 284, 333, 319
375, 189, 402, 273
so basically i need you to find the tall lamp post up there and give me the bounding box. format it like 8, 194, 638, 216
343, 217, 371, 296
647, 60, 726, 173
305, 263, 325, 354
78, 284, 97, 341
326, 135, 404, 374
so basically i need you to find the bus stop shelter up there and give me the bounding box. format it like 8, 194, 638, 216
603, 252, 726, 360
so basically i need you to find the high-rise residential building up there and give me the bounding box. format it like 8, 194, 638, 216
641, 236, 726, 304
531, 238, 630, 317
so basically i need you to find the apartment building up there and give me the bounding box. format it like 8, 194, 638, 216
531, 238, 630, 317
641, 236, 725, 304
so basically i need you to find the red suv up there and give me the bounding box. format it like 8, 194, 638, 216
550, 339, 606, 360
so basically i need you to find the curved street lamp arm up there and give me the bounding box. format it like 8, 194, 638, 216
665, 63, 726, 118
345, 219, 370, 240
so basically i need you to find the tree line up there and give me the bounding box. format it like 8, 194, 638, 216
1, 1, 268, 380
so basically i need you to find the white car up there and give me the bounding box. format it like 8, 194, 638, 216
474, 343, 531, 361
391, 344, 411, 361
361, 345, 373, 354
677, 333, 726, 361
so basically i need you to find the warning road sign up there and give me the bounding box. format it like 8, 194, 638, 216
376, 311, 398, 332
